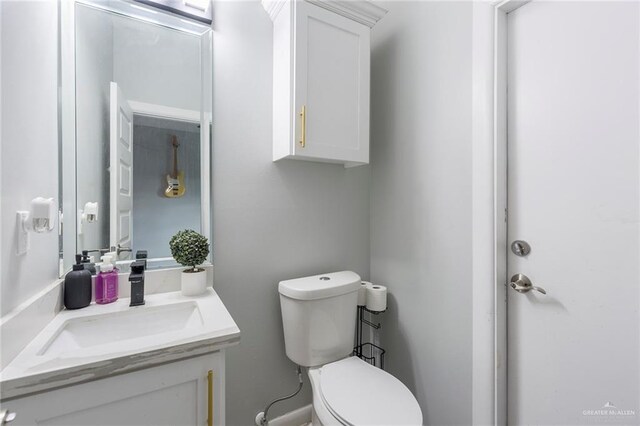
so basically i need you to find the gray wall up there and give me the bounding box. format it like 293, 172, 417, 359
370, 2, 474, 425
113, 18, 201, 111
0, 0, 60, 316
132, 123, 201, 258
210, 1, 370, 424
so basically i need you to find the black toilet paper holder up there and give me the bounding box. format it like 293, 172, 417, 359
353, 305, 386, 369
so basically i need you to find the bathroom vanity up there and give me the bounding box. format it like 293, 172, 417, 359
4, 354, 223, 425
0, 286, 240, 425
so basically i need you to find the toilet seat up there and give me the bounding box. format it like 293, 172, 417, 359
316, 357, 422, 426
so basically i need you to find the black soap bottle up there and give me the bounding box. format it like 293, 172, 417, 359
64, 261, 92, 310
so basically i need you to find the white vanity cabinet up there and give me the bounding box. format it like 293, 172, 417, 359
264, 0, 386, 167
4, 352, 224, 426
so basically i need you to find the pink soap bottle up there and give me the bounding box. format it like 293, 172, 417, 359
96, 255, 118, 304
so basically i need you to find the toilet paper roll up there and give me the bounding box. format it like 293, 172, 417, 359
366, 284, 387, 312
357, 282, 371, 306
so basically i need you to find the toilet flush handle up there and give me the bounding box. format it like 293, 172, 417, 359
0, 410, 16, 425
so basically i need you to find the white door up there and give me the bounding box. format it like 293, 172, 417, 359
294, 1, 369, 164
507, 1, 639, 425
109, 82, 133, 253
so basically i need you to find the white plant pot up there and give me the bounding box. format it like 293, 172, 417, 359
181, 268, 207, 296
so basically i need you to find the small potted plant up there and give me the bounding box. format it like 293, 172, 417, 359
169, 229, 210, 296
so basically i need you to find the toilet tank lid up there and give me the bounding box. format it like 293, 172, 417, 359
279, 271, 361, 301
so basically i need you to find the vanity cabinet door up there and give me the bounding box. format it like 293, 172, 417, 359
292, 2, 370, 166
271, 1, 371, 167
4, 352, 224, 426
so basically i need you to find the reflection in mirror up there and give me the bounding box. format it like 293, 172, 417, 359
131, 116, 201, 257
65, 1, 212, 272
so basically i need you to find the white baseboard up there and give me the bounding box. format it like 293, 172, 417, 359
268, 404, 312, 426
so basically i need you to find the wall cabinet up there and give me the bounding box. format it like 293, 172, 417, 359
4, 352, 224, 426
264, 0, 386, 167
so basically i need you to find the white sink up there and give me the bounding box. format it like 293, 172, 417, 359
0, 289, 240, 386
39, 301, 203, 357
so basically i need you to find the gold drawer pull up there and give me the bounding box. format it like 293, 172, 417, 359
299, 105, 306, 148
207, 370, 213, 426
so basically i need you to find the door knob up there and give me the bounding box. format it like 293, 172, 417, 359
510, 273, 546, 294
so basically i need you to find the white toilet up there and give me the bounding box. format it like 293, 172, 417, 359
279, 271, 423, 426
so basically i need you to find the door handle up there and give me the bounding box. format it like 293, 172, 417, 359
510, 273, 546, 294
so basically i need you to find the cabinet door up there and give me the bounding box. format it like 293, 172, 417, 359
3, 352, 223, 426
294, 1, 370, 164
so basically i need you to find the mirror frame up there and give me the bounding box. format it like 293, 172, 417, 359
60, 0, 213, 275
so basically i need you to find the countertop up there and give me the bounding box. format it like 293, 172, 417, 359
0, 289, 240, 401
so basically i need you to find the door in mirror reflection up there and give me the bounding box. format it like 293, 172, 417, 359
109, 82, 134, 257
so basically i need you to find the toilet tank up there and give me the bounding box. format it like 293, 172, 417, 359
279, 271, 361, 367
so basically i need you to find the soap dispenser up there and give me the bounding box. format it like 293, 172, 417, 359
96, 255, 118, 304
64, 258, 92, 310
106, 250, 120, 272
78, 251, 97, 275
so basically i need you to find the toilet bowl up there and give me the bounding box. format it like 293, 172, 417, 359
308, 356, 422, 426
278, 271, 423, 426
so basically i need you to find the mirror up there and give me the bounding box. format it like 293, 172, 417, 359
60, 0, 212, 274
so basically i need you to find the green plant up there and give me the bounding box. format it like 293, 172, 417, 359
169, 229, 210, 272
